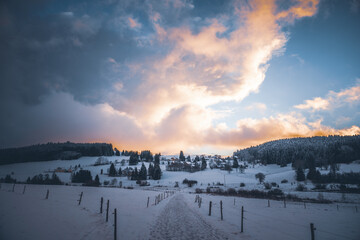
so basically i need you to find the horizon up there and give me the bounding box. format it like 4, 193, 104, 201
1, 0, 359, 156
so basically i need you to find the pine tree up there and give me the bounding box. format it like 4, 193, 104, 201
179, 151, 185, 161
154, 154, 161, 165
132, 167, 139, 180
94, 174, 101, 186
129, 153, 139, 165
139, 163, 147, 180
296, 168, 305, 181
195, 155, 200, 162
109, 163, 116, 176
148, 163, 154, 179
153, 164, 162, 180
118, 167, 122, 176
232, 158, 239, 168
201, 157, 207, 170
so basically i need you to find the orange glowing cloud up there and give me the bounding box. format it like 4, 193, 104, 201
295, 83, 360, 111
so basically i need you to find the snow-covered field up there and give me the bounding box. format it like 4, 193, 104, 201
1, 183, 359, 240
1, 156, 360, 202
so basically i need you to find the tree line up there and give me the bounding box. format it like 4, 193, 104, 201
0, 142, 114, 165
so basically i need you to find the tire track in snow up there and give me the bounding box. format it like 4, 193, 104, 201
149, 194, 229, 240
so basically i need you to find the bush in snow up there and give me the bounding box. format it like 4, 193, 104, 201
264, 182, 272, 190
296, 183, 307, 191
281, 179, 288, 184
240, 182, 245, 187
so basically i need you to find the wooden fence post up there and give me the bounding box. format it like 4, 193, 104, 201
147, 196, 150, 208
45, 189, 49, 199
23, 185, 26, 194
268, 199, 270, 207
78, 192, 83, 205
113, 208, 117, 240
209, 201, 212, 216
310, 223, 316, 240
283, 198, 286, 208
100, 197, 103, 213
337, 205, 339, 211
12, 183, 15, 192
220, 200, 223, 220
106, 199, 110, 222
241, 206, 244, 233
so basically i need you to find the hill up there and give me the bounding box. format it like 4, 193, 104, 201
234, 135, 360, 168
0, 142, 114, 165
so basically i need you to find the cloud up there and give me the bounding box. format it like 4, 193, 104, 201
246, 102, 267, 111
294, 82, 360, 111
127, 17, 142, 29
3, 0, 356, 155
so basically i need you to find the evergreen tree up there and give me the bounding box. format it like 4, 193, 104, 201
195, 155, 200, 162
154, 153, 161, 165
118, 167, 122, 176
153, 164, 162, 180
131, 167, 139, 180
179, 151, 185, 161
296, 168, 305, 181
139, 163, 147, 180
129, 152, 139, 165
94, 174, 101, 186
186, 155, 191, 161
232, 158, 239, 168
201, 157, 207, 170
115, 148, 120, 156
109, 163, 117, 176
148, 163, 154, 179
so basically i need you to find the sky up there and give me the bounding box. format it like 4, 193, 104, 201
0, 0, 359, 155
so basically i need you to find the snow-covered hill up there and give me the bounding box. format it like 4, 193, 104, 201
1, 156, 360, 202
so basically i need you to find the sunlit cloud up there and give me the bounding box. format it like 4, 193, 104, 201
295, 82, 360, 111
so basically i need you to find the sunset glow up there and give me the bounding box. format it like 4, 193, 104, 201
0, 0, 359, 155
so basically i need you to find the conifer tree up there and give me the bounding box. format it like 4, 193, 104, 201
94, 174, 101, 186
109, 163, 116, 176
139, 163, 147, 180
296, 167, 305, 181
132, 167, 139, 180
179, 151, 185, 161
148, 163, 154, 179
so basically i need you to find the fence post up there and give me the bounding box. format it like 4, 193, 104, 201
234, 198, 235, 206
113, 208, 117, 240
241, 206, 244, 233
209, 201, 212, 216
45, 189, 49, 199
106, 199, 110, 222
337, 205, 339, 211
23, 185, 26, 194
100, 197, 103, 213
12, 183, 15, 192
220, 200, 223, 220
268, 199, 270, 207
78, 192, 83, 205
147, 196, 150, 208
283, 198, 286, 208
310, 223, 316, 240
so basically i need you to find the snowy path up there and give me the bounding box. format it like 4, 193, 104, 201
149, 193, 229, 240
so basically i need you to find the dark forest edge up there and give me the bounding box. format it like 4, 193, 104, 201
0, 142, 114, 165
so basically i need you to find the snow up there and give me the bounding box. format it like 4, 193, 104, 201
0, 183, 173, 240
1, 183, 359, 240
1, 157, 360, 202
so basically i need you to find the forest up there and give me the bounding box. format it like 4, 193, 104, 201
0, 142, 114, 165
